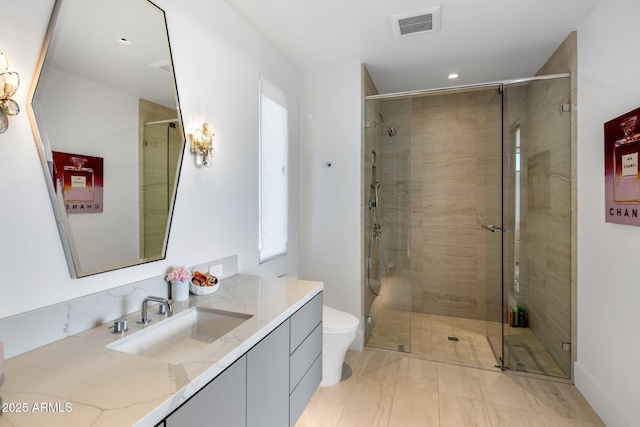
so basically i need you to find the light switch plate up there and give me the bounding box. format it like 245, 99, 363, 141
209, 264, 223, 278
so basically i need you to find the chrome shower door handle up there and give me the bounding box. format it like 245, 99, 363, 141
481, 224, 508, 233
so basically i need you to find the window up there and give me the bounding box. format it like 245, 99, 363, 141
259, 76, 288, 263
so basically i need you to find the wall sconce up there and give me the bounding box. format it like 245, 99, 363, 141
0, 52, 20, 135
191, 122, 214, 167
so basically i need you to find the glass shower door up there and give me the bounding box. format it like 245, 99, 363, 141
363, 98, 412, 353
503, 76, 572, 378
142, 120, 181, 260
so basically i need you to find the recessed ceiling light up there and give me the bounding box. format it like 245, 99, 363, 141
118, 38, 132, 46
448, 73, 459, 79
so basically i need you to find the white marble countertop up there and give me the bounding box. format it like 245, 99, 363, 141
0, 275, 323, 427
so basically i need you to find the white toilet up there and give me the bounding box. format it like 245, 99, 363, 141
321, 305, 359, 386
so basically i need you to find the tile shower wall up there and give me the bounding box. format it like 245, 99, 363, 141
409, 90, 501, 320
139, 99, 183, 259
379, 99, 412, 279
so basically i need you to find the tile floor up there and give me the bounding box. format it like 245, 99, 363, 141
507, 325, 569, 378
368, 309, 569, 378
296, 348, 604, 427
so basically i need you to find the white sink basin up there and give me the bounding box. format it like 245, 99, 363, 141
107, 307, 252, 364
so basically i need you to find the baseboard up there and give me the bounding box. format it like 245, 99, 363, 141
574, 361, 634, 427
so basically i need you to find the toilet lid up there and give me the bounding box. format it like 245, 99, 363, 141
323, 305, 359, 334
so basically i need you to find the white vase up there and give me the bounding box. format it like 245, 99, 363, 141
171, 281, 189, 301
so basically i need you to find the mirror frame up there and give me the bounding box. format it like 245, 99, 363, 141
27, 0, 185, 278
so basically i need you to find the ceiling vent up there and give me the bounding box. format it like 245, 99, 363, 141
390, 5, 442, 38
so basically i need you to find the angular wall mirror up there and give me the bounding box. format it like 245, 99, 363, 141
27, 0, 185, 278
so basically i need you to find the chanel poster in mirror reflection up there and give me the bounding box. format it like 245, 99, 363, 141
605, 107, 640, 225
52, 151, 103, 214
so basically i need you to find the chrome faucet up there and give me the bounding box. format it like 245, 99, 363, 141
137, 296, 173, 324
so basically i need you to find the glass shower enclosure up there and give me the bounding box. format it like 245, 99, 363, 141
141, 119, 182, 260
363, 75, 573, 379
364, 96, 413, 353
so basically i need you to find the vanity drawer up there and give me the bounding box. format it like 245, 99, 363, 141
289, 352, 322, 427
290, 292, 322, 353
290, 321, 322, 392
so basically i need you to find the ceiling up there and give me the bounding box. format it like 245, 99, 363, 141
225, 0, 601, 94
39, 0, 176, 108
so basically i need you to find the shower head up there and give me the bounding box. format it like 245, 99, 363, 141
387, 126, 397, 137
374, 121, 397, 137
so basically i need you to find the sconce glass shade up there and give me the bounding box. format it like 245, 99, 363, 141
0, 52, 19, 135
0, 71, 19, 101
1, 99, 19, 116
0, 109, 7, 134
0, 52, 8, 71
192, 122, 214, 167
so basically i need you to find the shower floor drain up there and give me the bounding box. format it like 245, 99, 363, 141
447, 336, 459, 342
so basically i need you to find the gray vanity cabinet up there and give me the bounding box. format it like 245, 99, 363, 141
165, 355, 247, 427
160, 291, 323, 427
247, 320, 290, 427
288, 293, 323, 426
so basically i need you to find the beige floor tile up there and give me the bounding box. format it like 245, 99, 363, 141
442, 342, 458, 355
388, 384, 439, 427
356, 351, 402, 384
508, 329, 568, 377
295, 399, 340, 427
336, 378, 394, 427
477, 369, 538, 411
370, 309, 569, 379
297, 352, 364, 427
297, 347, 602, 427
344, 350, 365, 376
396, 357, 438, 392
484, 402, 552, 426
298, 377, 355, 426
511, 376, 605, 425
540, 413, 606, 427
438, 392, 491, 427
437, 363, 483, 401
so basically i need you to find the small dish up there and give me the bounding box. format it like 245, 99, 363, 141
190, 272, 220, 296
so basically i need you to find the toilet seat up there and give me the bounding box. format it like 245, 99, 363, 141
323, 305, 359, 334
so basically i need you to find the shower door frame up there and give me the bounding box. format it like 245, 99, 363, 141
484, 86, 506, 370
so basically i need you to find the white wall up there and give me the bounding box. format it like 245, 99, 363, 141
0, 0, 299, 319
576, 0, 640, 425
39, 67, 140, 273
299, 63, 364, 349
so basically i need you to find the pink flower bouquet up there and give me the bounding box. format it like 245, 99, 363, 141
166, 266, 191, 282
